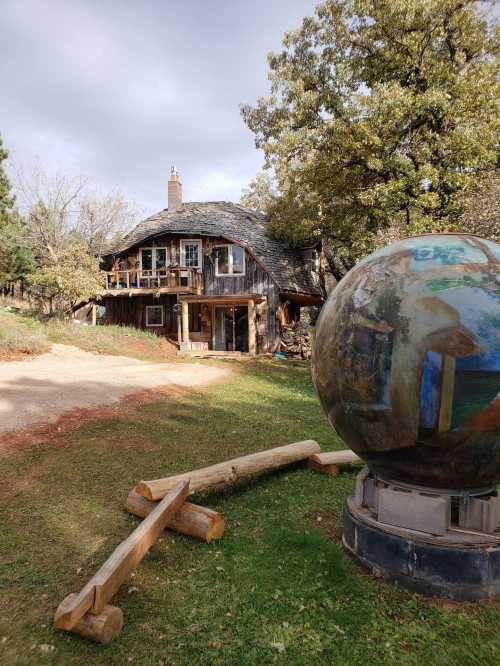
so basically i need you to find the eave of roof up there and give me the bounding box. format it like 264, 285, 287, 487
105, 201, 324, 298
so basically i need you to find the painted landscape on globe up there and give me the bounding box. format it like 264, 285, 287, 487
313, 233, 500, 488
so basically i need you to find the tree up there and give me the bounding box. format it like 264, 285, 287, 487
27, 242, 105, 315
0, 134, 15, 216
0, 135, 34, 289
11, 166, 138, 314
374, 170, 500, 249
240, 170, 277, 213
241, 0, 499, 278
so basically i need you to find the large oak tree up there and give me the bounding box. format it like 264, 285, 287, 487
241, 0, 499, 279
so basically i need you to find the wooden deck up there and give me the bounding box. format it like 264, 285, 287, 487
104, 266, 203, 296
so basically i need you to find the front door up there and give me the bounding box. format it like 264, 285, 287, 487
214, 306, 248, 352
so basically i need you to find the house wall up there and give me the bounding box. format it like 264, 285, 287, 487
108, 235, 282, 352
103, 293, 178, 336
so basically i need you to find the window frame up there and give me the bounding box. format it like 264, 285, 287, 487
180, 239, 203, 270
139, 247, 169, 274
214, 243, 246, 277
145, 304, 164, 327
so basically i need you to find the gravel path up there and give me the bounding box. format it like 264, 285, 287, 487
0, 344, 231, 434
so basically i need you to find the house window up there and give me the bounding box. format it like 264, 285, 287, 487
215, 244, 245, 276
139, 247, 169, 274
180, 239, 202, 269
146, 305, 164, 327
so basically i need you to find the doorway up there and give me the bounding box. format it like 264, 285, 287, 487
214, 306, 248, 352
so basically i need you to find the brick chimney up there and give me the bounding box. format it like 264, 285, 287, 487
168, 166, 182, 211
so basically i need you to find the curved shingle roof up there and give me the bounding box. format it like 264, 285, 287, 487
107, 201, 323, 297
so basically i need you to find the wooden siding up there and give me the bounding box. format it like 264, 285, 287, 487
105, 235, 282, 352
103, 294, 178, 336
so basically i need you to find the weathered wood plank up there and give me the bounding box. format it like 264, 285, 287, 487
54, 480, 189, 630
125, 490, 224, 543
136, 440, 320, 501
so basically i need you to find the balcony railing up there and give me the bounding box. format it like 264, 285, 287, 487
105, 266, 203, 293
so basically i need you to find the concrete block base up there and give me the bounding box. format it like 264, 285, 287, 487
343, 498, 500, 601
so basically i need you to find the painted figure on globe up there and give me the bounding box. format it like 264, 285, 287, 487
312, 234, 500, 490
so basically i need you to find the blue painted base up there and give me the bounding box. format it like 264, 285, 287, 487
343, 500, 500, 601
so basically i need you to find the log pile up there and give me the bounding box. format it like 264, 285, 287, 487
280, 322, 313, 359
55, 440, 363, 645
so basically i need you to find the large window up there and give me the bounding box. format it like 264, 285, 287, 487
146, 305, 164, 327
180, 239, 202, 269
140, 247, 168, 274
215, 244, 245, 276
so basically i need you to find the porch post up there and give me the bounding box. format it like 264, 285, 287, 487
181, 300, 189, 344
248, 299, 257, 355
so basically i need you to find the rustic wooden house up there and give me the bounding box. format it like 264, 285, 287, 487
101, 168, 325, 354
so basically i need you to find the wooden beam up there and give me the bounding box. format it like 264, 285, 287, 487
54, 480, 189, 631
308, 450, 362, 476
136, 440, 320, 501
181, 300, 189, 343
248, 298, 256, 355
181, 294, 266, 304
125, 490, 224, 543
91, 303, 97, 326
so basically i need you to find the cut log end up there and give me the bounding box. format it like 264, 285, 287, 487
134, 481, 154, 501
308, 459, 340, 476
125, 489, 224, 543
206, 513, 225, 543
58, 594, 123, 644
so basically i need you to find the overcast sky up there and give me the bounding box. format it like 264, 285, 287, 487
1, 0, 317, 217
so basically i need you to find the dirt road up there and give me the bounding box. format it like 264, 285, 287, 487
0, 344, 231, 434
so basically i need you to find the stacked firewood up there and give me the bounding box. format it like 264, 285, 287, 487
280, 322, 313, 359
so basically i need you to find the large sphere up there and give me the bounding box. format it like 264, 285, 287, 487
312, 234, 500, 489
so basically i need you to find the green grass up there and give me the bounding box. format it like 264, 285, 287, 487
0, 306, 175, 361
0, 309, 49, 358
0, 361, 498, 665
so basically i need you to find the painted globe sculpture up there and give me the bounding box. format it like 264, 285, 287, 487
312, 234, 500, 489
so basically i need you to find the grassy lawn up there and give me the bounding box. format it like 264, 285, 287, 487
0, 360, 498, 665
0, 306, 176, 362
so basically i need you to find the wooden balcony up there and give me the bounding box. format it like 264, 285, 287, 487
104, 267, 203, 296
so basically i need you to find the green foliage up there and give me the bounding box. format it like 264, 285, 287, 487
27, 242, 105, 314
0, 135, 34, 286
240, 170, 277, 213
242, 0, 499, 269
0, 134, 14, 217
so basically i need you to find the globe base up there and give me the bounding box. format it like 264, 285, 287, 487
343, 468, 500, 601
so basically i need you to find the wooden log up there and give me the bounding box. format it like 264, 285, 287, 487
54, 480, 189, 631
136, 440, 320, 501
308, 450, 362, 475
59, 594, 123, 644
125, 490, 224, 543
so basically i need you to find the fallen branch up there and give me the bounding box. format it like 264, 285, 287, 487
136, 440, 320, 501
54, 480, 189, 632
125, 490, 224, 543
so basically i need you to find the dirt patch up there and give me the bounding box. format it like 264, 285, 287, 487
0, 343, 231, 435
0, 349, 42, 363
0, 382, 212, 455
